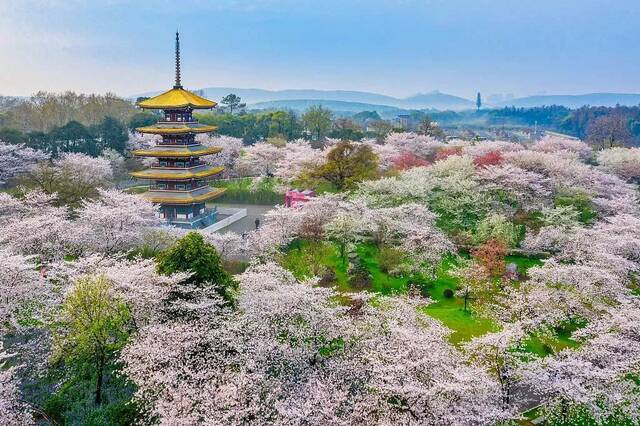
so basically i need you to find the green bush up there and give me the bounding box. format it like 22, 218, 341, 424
157, 232, 237, 303
473, 214, 522, 247
555, 191, 597, 224
377, 247, 404, 274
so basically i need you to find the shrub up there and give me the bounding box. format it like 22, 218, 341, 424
443, 288, 455, 298
157, 232, 237, 303
435, 146, 463, 162
377, 247, 404, 274
318, 270, 337, 288
349, 273, 372, 290
554, 191, 597, 224
474, 214, 521, 247
472, 239, 508, 278
392, 152, 431, 171
473, 150, 503, 167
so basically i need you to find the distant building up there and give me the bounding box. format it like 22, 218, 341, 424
395, 114, 411, 130
284, 189, 316, 207
394, 114, 422, 131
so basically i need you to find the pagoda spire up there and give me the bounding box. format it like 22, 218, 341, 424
174, 31, 182, 89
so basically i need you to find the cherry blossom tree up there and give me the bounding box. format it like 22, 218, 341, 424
28, 152, 113, 206
203, 231, 246, 260
0, 342, 34, 425
597, 147, 640, 182
0, 191, 72, 261
0, 141, 49, 187
472, 150, 504, 167
521, 304, 640, 423
122, 262, 513, 425
324, 212, 368, 261
385, 132, 445, 161
477, 163, 552, 211
198, 134, 244, 177
0, 249, 47, 330
236, 142, 286, 177
465, 325, 531, 408
48, 254, 189, 327
391, 152, 430, 171
451, 259, 492, 313
504, 150, 639, 217
73, 188, 161, 254
273, 139, 326, 183
531, 135, 593, 160
126, 131, 158, 150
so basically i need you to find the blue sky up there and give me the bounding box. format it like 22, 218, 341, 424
1, 0, 639, 99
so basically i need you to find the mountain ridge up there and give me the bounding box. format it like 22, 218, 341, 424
131, 87, 640, 111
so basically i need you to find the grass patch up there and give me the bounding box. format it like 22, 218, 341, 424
422, 255, 499, 344
123, 185, 149, 194
281, 241, 575, 349
215, 178, 281, 205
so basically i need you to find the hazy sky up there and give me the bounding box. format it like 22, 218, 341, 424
1, 0, 639, 99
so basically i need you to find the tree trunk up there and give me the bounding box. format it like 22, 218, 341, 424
95, 353, 105, 405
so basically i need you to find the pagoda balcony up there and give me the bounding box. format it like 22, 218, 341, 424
131, 145, 222, 158
158, 118, 197, 124
150, 160, 204, 169
143, 186, 226, 204
149, 182, 209, 191
130, 165, 224, 180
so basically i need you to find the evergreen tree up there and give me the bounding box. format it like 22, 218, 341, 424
221, 94, 246, 114
157, 232, 237, 303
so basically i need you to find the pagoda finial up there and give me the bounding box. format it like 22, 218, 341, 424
174, 31, 182, 89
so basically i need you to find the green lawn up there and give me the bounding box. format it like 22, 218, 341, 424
214, 177, 281, 204
282, 240, 577, 351
421, 256, 499, 344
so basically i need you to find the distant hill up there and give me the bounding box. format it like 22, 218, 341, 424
130, 87, 640, 113
250, 99, 407, 117
199, 87, 401, 107
497, 93, 640, 109
400, 91, 475, 110
132, 87, 475, 111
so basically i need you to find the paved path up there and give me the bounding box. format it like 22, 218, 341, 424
208, 202, 276, 234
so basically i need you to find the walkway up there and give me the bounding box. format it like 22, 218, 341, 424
207, 202, 276, 234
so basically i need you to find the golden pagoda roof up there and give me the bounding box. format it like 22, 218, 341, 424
138, 88, 217, 110
131, 145, 222, 158
136, 123, 218, 135
130, 165, 224, 181
143, 187, 226, 204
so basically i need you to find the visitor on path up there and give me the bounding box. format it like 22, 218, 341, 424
255, 218, 260, 229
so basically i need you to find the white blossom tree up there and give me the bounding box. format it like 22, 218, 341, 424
73, 188, 161, 254
597, 147, 640, 182
122, 262, 513, 425
0, 141, 49, 186
0, 342, 34, 425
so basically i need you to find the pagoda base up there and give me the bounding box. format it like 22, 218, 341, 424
160, 204, 218, 229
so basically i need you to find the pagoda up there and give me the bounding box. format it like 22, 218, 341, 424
131, 32, 225, 228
